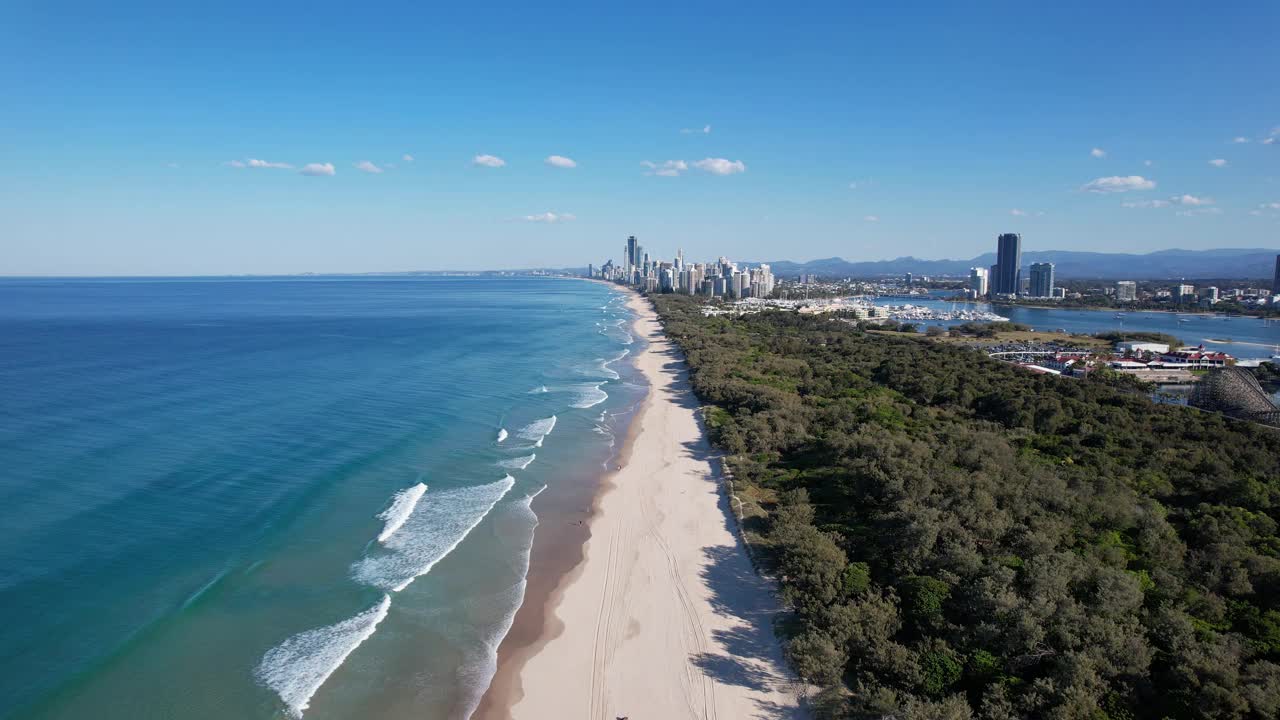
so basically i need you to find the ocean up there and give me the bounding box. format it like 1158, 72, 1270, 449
0, 276, 643, 719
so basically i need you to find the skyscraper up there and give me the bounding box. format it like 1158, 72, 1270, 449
1273, 254, 1280, 295
1029, 262, 1054, 298
625, 236, 638, 272
994, 233, 1022, 295
1115, 281, 1137, 302
968, 267, 989, 297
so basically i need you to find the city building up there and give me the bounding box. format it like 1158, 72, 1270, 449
1274, 254, 1280, 295
1161, 347, 1232, 368
968, 267, 989, 297
1115, 280, 1137, 302
993, 233, 1022, 295
1117, 341, 1170, 355
1176, 284, 1196, 303
625, 236, 639, 272
1029, 262, 1054, 298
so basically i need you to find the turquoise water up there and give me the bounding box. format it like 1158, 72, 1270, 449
0, 276, 642, 719
881, 295, 1280, 359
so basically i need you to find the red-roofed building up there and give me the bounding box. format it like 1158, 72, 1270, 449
1160, 345, 1232, 368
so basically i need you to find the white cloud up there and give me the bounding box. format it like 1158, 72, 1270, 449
299, 162, 336, 177
1176, 207, 1223, 217
544, 155, 577, 169
473, 154, 506, 168
1264, 138, 1276, 145
167, 162, 180, 169
864, 215, 880, 222
1123, 195, 1213, 209
227, 158, 292, 169
692, 157, 746, 175
1260, 202, 1280, 210
523, 211, 576, 223
1090, 147, 1107, 158
402, 154, 414, 163
1208, 158, 1228, 167
248, 158, 293, 169
1009, 209, 1027, 216
1081, 175, 1156, 193
1232, 137, 1250, 143
1143, 159, 1154, 167
641, 160, 688, 177
680, 124, 712, 134
354, 160, 383, 174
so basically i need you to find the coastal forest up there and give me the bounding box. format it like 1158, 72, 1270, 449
650, 295, 1280, 720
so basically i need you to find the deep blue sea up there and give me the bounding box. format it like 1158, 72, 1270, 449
0, 276, 642, 719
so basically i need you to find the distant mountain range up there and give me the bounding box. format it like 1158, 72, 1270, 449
754, 248, 1280, 280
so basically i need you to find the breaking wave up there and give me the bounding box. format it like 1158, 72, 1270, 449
571, 382, 609, 409
351, 475, 516, 592
256, 594, 392, 719
376, 482, 428, 543
517, 416, 557, 447
498, 454, 536, 470
496, 428, 508, 443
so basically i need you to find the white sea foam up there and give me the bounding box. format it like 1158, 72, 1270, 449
571, 382, 609, 409
376, 482, 428, 544
256, 594, 392, 719
528, 385, 548, 394
454, 487, 544, 719
351, 475, 516, 592
496, 428, 508, 443
499, 453, 536, 470
518, 415, 557, 447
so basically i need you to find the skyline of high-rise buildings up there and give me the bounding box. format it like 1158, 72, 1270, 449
593, 237, 774, 300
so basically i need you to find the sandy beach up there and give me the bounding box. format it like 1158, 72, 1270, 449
476, 288, 802, 719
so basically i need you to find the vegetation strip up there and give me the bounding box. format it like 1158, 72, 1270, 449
652, 294, 1280, 720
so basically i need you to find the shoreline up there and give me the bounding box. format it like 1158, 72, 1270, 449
474, 285, 801, 719
472, 282, 650, 718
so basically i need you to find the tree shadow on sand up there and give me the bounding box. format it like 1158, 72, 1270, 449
647, 320, 810, 717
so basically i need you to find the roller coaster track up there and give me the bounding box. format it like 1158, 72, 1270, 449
1189, 367, 1280, 426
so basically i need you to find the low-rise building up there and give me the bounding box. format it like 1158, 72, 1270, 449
1116, 341, 1170, 355
1160, 347, 1232, 368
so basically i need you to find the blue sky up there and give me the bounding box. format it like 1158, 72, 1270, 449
2, 0, 1278, 275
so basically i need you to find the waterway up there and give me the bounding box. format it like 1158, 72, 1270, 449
876, 294, 1280, 361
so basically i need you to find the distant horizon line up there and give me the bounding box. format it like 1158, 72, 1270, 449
4, 246, 1278, 280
